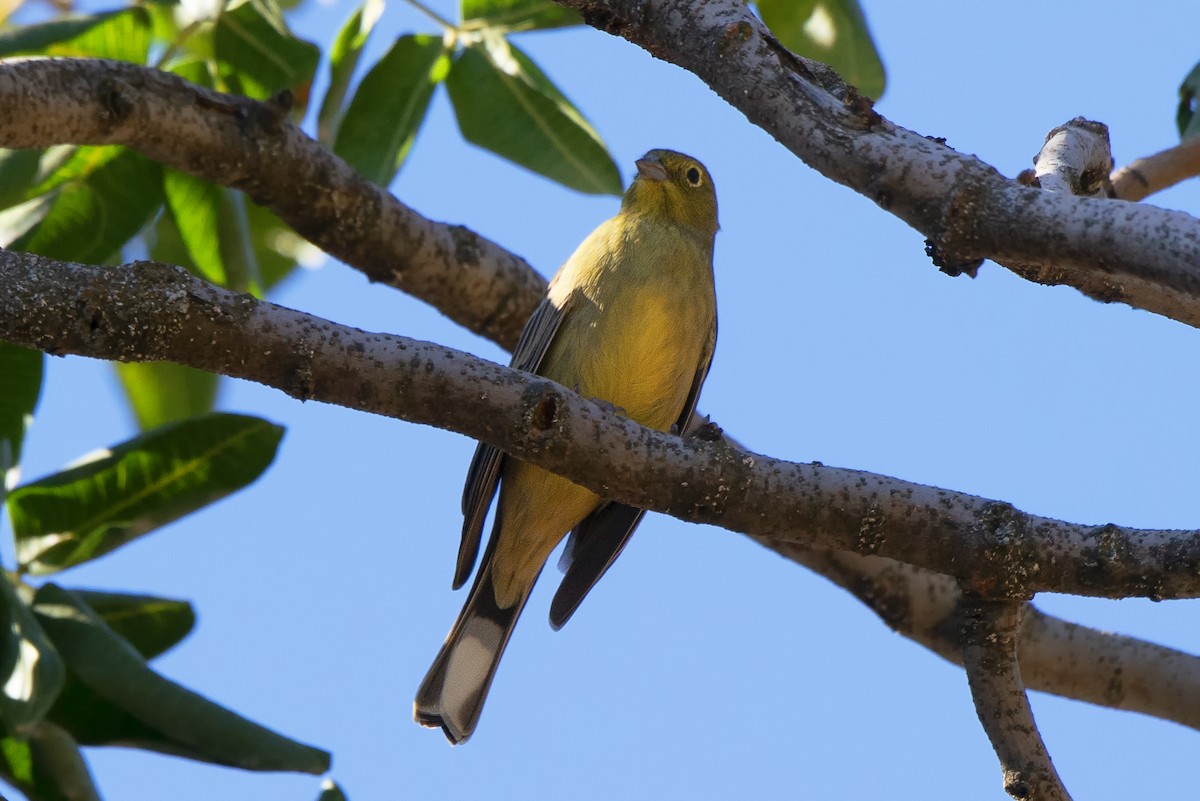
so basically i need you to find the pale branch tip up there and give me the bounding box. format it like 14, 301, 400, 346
1034, 117, 1115, 198
1111, 134, 1200, 202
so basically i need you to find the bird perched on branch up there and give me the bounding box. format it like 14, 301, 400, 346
414, 149, 719, 744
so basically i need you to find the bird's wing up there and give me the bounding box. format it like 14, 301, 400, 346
549, 318, 717, 628
454, 296, 567, 589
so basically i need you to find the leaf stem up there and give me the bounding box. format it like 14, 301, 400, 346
403, 0, 457, 31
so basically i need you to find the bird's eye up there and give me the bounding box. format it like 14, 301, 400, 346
685, 166, 702, 187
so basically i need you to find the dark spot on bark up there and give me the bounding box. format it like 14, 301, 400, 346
843, 87, 881, 129
1084, 281, 1126, 304
1004, 779, 1031, 799
99, 79, 134, 126
288, 362, 313, 401
1015, 168, 1040, 188
1105, 667, 1125, 705
267, 89, 294, 116
925, 239, 982, 278
451, 225, 482, 267
718, 21, 754, 56
530, 390, 558, 432
579, 6, 623, 34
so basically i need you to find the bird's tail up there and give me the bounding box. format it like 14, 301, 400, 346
414, 563, 529, 744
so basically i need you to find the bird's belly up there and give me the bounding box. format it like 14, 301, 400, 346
581, 290, 707, 431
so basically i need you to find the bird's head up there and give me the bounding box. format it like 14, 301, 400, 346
621, 149, 718, 239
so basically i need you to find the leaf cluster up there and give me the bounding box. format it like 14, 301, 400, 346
0, 341, 325, 800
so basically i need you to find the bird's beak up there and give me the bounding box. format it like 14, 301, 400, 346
635, 157, 668, 182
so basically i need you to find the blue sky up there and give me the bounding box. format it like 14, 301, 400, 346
10, 1, 1200, 799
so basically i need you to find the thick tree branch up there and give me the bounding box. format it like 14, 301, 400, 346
795, 547, 1200, 731
6, 251, 1200, 604
556, 0, 1200, 328
4, 46, 1200, 746
0, 57, 543, 349
961, 598, 1070, 801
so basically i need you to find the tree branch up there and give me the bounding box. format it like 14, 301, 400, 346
1112, 135, 1200, 202
4, 45, 1200, 747
0, 57, 543, 349
794, 547, 1200, 731
961, 597, 1071, 801
557, 0, 1200, 328
1031, 118, 1114, 198
6, 250, 1200, 604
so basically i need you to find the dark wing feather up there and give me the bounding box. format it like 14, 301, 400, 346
454, 297, 567, 589
549, 319, 717, 628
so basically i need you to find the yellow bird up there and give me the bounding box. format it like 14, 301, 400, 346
414, 149, 719, 743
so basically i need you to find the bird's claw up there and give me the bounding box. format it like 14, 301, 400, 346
592, 398, 627, 418
688, 420, 724, 442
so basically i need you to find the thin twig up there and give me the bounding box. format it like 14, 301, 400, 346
1111, 136, 1200, 202
402, 0, 457, 30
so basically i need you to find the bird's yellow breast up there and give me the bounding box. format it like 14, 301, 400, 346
490, 211, 715, 608
543, 214, 715, 431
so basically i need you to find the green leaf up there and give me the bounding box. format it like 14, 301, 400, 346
317, 0, 386, 145
334, 34, 449, 186
0, 342, 42, 491
244, 201, 313, 291
151, 185, 307, 294
461, 0, 581, 32
0, 196, 54, 249
317, 779, 348, 801
0, 7, 151, 62
1178, 62, 1200, 140
72, 590, 195, 661
34, 585, 329, 773
165, 54, 218, 89
163, 169, 227, 285
445, 37, 621, 195
0, 723, 101, 801
214, 0, 320, 103
9, 413, 284, 575
0, 150, 45, 212
12, 147, 163, 265
216, 190, 265, 293
114, 362, 222, 432
0, 574, 65, 732
756, 0, 885, 99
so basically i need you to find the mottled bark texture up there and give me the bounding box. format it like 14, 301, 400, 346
4, 11, 1200, 788
0, 58, 542, 349
5, 251, 1200, 604
557, 0, 1200, 326
961, 599, 1071, 801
